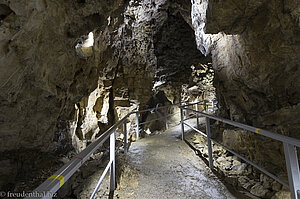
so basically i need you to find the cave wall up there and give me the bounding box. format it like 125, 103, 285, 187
190, 0, 300, 175
71, 0, 217, 149
1, 0, 179, 188
1, 0, 299, 193
0, 0, 127, 188
192, 0, 300, 128
69, 0, 171, 152
153, 12, 213, 103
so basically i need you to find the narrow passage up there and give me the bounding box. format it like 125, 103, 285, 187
114, 123, 236, 199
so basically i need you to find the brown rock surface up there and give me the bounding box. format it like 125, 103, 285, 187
191, 0, 300, 176
0, 0, 212, 190
0, 0, 299, 196
0, 0, 126, 189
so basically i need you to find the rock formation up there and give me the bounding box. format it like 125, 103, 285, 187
191, 0, 300, 176
0, 0, 127, 189
0, 0, 299, 197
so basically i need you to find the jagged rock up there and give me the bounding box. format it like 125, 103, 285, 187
232, 159, 242, 167
260, 174, 273, 189
0, 0, 127, 189
225, 156, 234, 162
216, 156, 227, 163
271, 190, 291, 199
191, 0, 300, 177
271, 181, 282, 192
0, 0, 299, 196
250, 183, 271, 198
238, 176, 256, 191
231, 162, 247, 174
222, 161, 232, 171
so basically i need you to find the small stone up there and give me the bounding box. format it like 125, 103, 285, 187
238, 176, 256, 191
222, 161, 232, 170
232, 156, 240, 161
231, 163, 247, 174
271, 181, 282, 192
216, 156, 226, 163
225, 156, 234, 162
131, 133, 137, 142
250, 183, 270, 197
271, 190, 291, 199
232, 159, 242, 167
193, 139, 200, 144
260, 174, 273, 189
59, 157, 70, 164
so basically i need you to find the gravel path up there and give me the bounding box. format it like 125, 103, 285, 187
114, 123, 237, 199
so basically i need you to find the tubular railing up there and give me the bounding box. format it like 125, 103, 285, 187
26, 100, 299, 199
26, 112, 131, 199
180, 104, 300, 199
26, 102, 187, 199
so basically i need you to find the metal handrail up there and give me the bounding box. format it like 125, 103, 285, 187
25, 113, 131, 199
27, 100, 299, 199
183, 107, 300, 148
26, 102, 185, 199
136, 102, 181, 113
180, 105, 300, 199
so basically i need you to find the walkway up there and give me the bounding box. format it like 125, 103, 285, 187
114, 123, 237, 199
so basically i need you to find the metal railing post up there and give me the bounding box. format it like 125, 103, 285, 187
164, 107, 168, 130
180, 106, 185, 140
26, 102, 300, 199
124, 120, 127, 153
205, 117, 213, 169
136, 112, 139, 140
187, 103, 190, 117
283, 143, 300, 199
195, 102, 199, 129
212, 101, 214, 112
110, 131, 116, 191
184, 102, 187, 119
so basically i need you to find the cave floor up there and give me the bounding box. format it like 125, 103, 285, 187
113, 120, 237, 199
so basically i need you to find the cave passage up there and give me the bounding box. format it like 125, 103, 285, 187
0, 0, 299, 199
112, 118, 237, 199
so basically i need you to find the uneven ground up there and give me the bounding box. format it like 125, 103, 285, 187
113, 124, 238, 199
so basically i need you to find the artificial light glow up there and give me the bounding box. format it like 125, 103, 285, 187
145, 128, 152, 135
82, 32, 94, 47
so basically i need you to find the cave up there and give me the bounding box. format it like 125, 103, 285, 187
0, 0, 299, 199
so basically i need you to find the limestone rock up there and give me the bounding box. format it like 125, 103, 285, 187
0, 0, 127, 189
1, 0, 299, 195
271, 190, 291, 199
260, 174, 273, 189
231, 162, 247, 174
238, 176, 256, 191
271, 181, 282, 192
191, 0, 300, 176
250, 183, 271, 198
